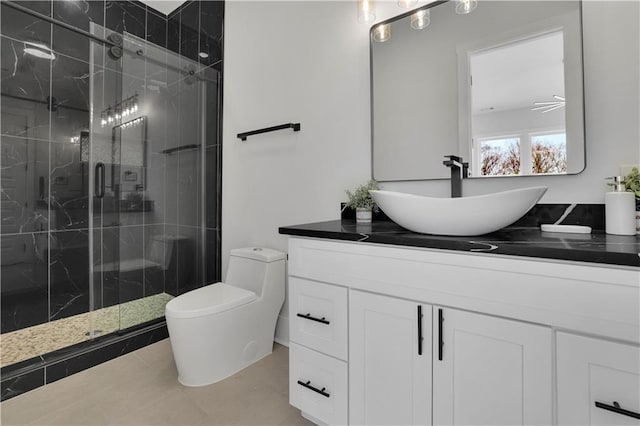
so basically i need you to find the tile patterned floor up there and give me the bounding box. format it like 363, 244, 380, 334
0, 340, 312, 426
1, 293, 174, 367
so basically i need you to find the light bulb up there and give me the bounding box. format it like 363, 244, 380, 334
455, 0, 477, 14
411, 9, 430, 30
357, 0, 376, 24
373, 24, 391, 42
398, 0, 417, 8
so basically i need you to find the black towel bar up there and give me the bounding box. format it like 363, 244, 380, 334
237, 123, 300, 141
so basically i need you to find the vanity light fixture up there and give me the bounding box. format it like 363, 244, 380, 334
357, 0, 376, 24
101, 94, 139, 127
531, 95, 565, 113
373, 23, 391, 42
23, 42, 56, 60
398, 0, 418, 8
411, 9, 430, 30
455, 0, 477, 14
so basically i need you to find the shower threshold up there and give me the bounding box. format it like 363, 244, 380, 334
0, 293, 174, 368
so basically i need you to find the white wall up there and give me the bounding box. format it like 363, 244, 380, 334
222, 1, 640, 343
222, 1, 373, 342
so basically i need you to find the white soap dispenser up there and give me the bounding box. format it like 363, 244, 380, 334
605, 176, 636, 235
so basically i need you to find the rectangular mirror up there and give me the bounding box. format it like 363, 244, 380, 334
371, 0, 585, 181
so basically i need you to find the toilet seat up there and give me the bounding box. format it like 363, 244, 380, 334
165, 283, 258, 319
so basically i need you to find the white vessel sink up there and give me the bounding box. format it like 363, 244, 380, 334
369, 187, 547, 236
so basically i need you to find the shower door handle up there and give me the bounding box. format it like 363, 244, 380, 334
95, 162, 105, 199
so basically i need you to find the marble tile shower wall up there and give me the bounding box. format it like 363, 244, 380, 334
0, 1, 223, 335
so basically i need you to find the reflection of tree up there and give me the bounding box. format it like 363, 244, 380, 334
532, 142, 567, 174
481, 141, 520, 176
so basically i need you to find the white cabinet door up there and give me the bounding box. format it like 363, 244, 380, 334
432, 307, 552, 426
557, 332, 640, 425
349, 290, 432, 425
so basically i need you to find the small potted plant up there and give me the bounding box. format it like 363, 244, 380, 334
345, 179, 379, 223
623, 166, 640, 234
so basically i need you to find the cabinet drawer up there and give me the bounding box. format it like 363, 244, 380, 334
557, 332, 640, 425
289, 277, 348, 360
289, 343, 348, 426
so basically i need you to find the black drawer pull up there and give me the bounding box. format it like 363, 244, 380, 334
595, 401, 640, 419
297, 380, 330, 398
296, 313, 330, 325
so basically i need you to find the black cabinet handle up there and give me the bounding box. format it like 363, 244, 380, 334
417, 305, 423, 356
438, 308, 444, 361
95, 162, 105, 199
296, 313, 330, 325
297, 380, 330, 398
595, 401, 640, 419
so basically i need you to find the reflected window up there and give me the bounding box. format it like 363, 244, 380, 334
477, 136, 520, 176
475, 131, 567, 177
531, 132, 567, 174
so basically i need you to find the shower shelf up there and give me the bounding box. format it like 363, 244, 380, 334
161, 144, 199, 155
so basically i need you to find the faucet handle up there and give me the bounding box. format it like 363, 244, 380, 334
443, 154, 464, 162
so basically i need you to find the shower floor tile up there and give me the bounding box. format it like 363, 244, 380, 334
0, 341, 311, 426
0, 293, 174, 368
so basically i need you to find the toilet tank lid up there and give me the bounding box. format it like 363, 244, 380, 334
230, 247, 285, 263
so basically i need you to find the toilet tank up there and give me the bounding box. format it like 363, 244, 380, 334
226, 248, 286, 296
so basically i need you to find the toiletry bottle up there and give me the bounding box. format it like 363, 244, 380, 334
605, 176, 636, 235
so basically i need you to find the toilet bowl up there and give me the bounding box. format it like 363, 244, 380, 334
165, 247, 286, 386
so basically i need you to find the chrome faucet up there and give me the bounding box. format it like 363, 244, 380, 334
442, 155, 469, 198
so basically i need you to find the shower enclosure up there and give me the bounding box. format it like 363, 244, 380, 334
0, 0, 222, 399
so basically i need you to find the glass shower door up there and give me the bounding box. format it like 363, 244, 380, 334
88, 25, 123, 337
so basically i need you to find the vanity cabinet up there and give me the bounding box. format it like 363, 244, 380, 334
349, 290, 432, 425
557, 332, 640, 425
286, 237, 640, 425
432, 307, 552, 425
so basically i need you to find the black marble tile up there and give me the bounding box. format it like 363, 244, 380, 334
205, 228, 219, 284
1, 233, 49, 333
146, 9, 167, 48
177, 146, 201, 227
179, 1, 199, 62
0, 137, 50, 234
198, 0, 224, 67
0, 36, 51, 140
49, 229, 90, 321
0, 2, 51, 43
175, 225, 201, 294
50, 54, 90, 144
167, 11, 180, 55
205, 145, 219, 229
203, 65, 220, 147
117, 225, 144, 302
511, 203, 606, 230
52, 0, 105, 62
49, 141, 90, 230
163, 224, 178, 295
1, 367, 44, 402
105, 0, 146, 39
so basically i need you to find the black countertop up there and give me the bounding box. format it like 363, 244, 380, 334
279, 219, 640, 268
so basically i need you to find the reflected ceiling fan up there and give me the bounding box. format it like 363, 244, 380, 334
531, 95, 565, 113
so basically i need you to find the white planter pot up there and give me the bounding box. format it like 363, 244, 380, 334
356, 209, 372, 223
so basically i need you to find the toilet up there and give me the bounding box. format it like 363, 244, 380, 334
165, 247, 286, 386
